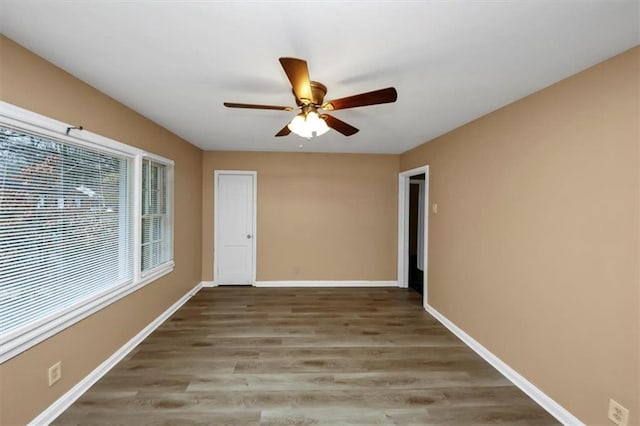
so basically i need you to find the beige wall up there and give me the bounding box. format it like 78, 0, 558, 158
400, 47, 640, 425
202, 151, 398, 282
0, 36, 203, 425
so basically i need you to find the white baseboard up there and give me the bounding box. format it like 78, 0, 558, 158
201, 281, 218, 287
424, 304, 584, 426
254, 280, 398, 287
29, 281, 204, 426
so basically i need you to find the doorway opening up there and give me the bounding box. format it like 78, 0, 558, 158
408, 174, 426, 295
398, 165, 429, 307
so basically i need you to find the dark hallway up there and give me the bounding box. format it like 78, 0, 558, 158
408, 174, 425, 296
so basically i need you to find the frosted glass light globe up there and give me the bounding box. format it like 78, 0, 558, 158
306, 111, 330, 137
287, 114, 312, 139
288, 111, 330, 139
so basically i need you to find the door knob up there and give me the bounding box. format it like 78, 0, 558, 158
247, 234, 252, 239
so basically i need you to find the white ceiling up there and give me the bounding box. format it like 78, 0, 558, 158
1, 1, 638, 154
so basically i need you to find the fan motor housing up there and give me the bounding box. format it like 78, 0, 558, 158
294, 81, 327, 106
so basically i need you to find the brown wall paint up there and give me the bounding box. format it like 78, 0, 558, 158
0, 36, 203, 424
202, 151, 399, 281
400, 47, 640, 425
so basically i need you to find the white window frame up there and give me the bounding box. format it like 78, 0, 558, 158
0, 101, 174, 363
140, 156, 174, 278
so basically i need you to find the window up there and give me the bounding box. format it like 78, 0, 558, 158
141, 159, 172, 272
0, 127, 133, 334
0, 102, 174, 362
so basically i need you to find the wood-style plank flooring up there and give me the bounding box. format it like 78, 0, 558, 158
54, 287, 558, 425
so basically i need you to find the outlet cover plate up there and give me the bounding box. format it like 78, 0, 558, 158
608, 399, 629, 426
48, 361, 62, 386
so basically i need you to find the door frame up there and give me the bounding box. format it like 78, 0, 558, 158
397, 165, 429, 306
213, 170, 257, 285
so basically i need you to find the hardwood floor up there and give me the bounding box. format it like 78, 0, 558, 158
54, 287, 558, 425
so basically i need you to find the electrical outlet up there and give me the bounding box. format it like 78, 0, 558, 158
608, 399, 629, 426
48, 361, 62, 386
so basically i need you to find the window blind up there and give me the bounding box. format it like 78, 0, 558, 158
0, 127, 133, 335
141, 159, 170, 272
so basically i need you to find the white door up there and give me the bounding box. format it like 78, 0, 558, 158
215, 172, 255, 285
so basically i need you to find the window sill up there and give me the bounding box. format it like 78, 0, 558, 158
0, 261, 175, 363
141, 261, 175, 282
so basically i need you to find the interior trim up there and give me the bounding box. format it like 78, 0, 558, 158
28, 281, 203, 426
424, 303, 585, 426
254, 280, 398, 287
397, 165, 430, 296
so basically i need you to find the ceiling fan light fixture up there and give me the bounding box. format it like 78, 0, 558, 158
287, 111, 330, 139
225, 58, 396, 138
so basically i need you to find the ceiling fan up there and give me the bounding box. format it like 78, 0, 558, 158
224, 57, 397, 139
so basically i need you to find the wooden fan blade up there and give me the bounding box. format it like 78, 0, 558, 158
321, 114, 359, 136
323, 87, 397, 111
279, 57, 313, 103
224, 102, 293, 111
275, 124, 291, 137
